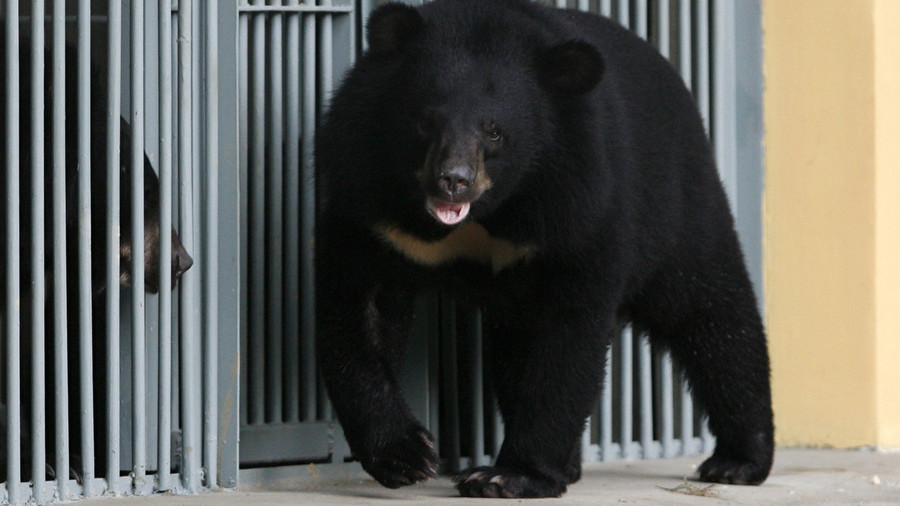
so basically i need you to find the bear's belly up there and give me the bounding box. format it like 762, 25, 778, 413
376, 222, 534, 273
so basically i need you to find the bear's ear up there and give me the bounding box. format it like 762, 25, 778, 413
536, 40, 604, 95
366, 3, 424, 54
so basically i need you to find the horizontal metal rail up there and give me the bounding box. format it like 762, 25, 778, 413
238, 5, 352, 13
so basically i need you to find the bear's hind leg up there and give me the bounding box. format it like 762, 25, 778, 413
636, 264, 774, 485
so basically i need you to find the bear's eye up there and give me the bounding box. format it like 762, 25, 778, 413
485, 125, 502, 143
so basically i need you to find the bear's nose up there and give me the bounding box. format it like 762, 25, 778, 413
173, 247, 194, 280
438, 165, 475, 200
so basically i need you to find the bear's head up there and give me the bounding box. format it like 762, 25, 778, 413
116, 152, 195, 294
355, 1, 604, 239
0, 41, 194, 298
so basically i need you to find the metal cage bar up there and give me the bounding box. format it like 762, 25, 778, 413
105, 0, 124, 489
157, 0, 176, 491
301, 5, 319, 422
76, 2, 98, 495
248, 0, 267, 427
203, 0, 221, 490
177, 0, 203, 490
4, 3, 23, 502
238, 0, 251, 430
283, 0, 303, 425
28, 1, 49, 500
130, 0, 149, 489
265, 2, 286, 426
50, 0, 70, 499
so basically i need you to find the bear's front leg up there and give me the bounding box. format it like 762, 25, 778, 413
316, 243, 437, 488
455, 303, 615, 498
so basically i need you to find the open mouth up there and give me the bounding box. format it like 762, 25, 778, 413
427, 197, 471, 226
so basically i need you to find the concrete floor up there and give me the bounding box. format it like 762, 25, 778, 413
76, 448, 900, 505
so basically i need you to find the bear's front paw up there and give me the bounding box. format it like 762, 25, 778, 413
697, 453, 770, 485
359, 424, 438, 489
454, 466, 567, 498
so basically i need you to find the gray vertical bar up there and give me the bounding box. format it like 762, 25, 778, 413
734, 0, 764, 304
619, 325, 633, 459
4, 2, 22, 503
635, 0, 648, 39
581, 419, 591, 463
51, 0, 70, 499
157, 0, 175, 491
106, 0, 124, 490
266, 2, 285, 425
713, 0, 738, 208
679, 0, 692, 89
360, 0, 374, 50
696, 0, 710, 130
660, 355, 675, 457
701, 419, 714, 453
131, 0, 148, 488
555, 0, 566, 9
317, 1, 335, 417
638, 336, 653, 458
77, 1, 97, 494
248, 0, 266, 426
140, 5, 162, 477
577, 0, 588, 12
440, 299, 460, 471
284, 0, 302, 424
601, 0, 612, 17
428, 296, 442, 454
215, 0, 241, 487
178, 0, 203, 490
680, 382, 694, 454
320, 3, 334, 128
491, 402, 503, 459
617, 0, 630, 28
29, 1, 49, 501
301, 7, 318, 421
600, 347, 613, 461
203, 0, 221, 489
659, 0, 671, 58
238, 2, 250, 428
468, 309, 486, 466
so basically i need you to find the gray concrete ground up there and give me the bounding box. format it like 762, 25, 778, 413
79, 448, 900, 505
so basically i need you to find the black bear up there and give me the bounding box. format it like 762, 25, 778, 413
315, 0, 773, 498
0, 39, 193, 483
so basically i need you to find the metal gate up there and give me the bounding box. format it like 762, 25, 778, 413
2, 1, 240, 504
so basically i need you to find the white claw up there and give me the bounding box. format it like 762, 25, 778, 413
466, 471, 486, 483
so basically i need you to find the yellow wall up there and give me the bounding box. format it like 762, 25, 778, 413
765, 0, 900, 448
874, 0, 900, 447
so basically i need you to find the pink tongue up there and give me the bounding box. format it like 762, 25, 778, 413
432, 201, 470, 226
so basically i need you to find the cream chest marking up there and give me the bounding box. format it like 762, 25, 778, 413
376, 222, 535, 273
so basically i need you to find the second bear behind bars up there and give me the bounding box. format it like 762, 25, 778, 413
0, 36, 194, 483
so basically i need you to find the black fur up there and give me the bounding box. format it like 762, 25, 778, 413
316, 0, 773, 498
